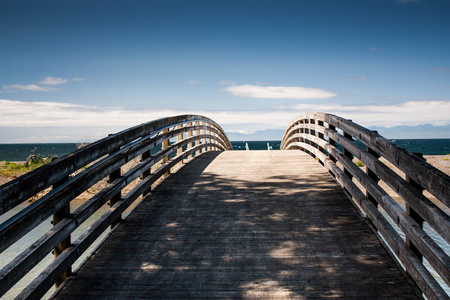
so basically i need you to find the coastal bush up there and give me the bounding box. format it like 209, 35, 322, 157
0, 153, 57, 178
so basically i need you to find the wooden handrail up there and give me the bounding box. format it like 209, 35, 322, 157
281, 112, 450, 300
0, 115, 231, 299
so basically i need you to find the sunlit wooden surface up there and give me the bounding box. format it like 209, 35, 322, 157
53, 151, 419, 299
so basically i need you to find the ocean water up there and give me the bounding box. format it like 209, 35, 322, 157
0, 139, 449, 161
392, 139, 450, 155
0, 143, 78, 162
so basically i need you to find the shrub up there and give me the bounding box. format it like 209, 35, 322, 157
355, 160, 365, 167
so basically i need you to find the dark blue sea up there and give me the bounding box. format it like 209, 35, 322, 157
0, 139, 449, 161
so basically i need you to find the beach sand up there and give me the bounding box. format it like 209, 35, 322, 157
423, 154, 450, 176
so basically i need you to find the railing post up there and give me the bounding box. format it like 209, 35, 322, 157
162, 128, 170, 178
317, 120, 325, 154
366, 132, 381, 208
187, 122, 193, 159
177, 125, 183, 156
206, 123, 211, 152
304, 119, 312, 156
406, 152, 425, 261
328, 124, 337, 163
342, 130, 354, 195
175, 125, 183, 171
310, 119, 317, 158
195, 121, 201, 156
52, 176, 72, 288
211, 129, 216, 151
342, 131, 353, 178
109, 149, 122, 229
299, 120, 304, 151
202, 123, 207, 153
141, 147, 152, 197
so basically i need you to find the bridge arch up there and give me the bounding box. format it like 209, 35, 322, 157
282, 112, 450, 299
0, 115, 231, 299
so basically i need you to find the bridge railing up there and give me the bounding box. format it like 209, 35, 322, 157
281, 112, 449, 300
0, 115, 232, 299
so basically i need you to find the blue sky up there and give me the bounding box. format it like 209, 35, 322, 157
1, 0, 449, 142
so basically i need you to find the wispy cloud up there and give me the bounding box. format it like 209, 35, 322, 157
2, 76, 84, 93
223, 85, 337, 100
2, 84, 60, 92
344, 77, 367, 81
437, 67, 450, 72
218, 80, 237, 86
39, 77, 69, 85
186, 79, 202, 84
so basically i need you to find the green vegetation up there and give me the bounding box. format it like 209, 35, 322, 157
355, 160, 365, 167
443, 158, 449, 161
0, 153, 57, 178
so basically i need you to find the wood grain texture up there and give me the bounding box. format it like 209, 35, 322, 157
53, 151, 419, 299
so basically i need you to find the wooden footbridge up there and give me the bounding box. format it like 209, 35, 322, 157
1, 114, 449, 299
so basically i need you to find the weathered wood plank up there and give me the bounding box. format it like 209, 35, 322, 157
289, 135, 450, 290
0, 131, 221, 254
0, 115, 231, 215
284, 124, 450, 246
53, 151, 420, 299
14, 144, 214, 299
281, 113, 450, 299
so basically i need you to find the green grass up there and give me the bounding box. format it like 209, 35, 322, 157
0, 155, 54, 178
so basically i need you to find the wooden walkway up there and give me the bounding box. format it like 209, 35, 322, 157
53, 151, 419, 299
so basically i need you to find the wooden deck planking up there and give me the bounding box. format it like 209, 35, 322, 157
53, 151, 419, 299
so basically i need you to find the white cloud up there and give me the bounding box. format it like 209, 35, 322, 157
1, 98, 448, 142
281, 100, 450, 127
186, 79, 202, 84
437, 67, 450, 72
72, 78, 85, 82
39, 77, 68, 85
2, 84, 60, 92
344, 77, 367, 81
223, 85, 337, 100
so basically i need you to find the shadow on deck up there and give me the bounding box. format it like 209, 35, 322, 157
53, 151, 420, 299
